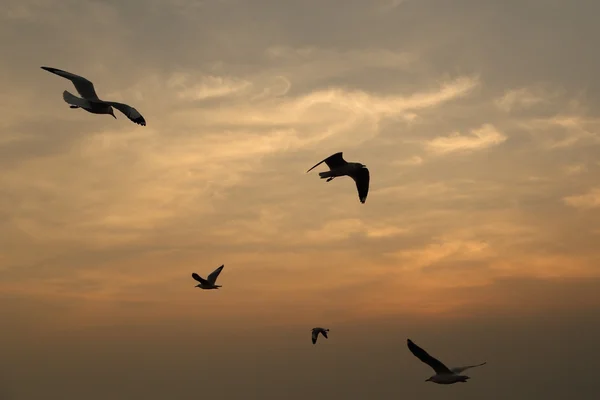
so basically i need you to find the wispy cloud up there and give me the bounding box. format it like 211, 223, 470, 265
424, 124, 506, 154
562, 163, 587, 175
304, 218, 410, 243
563, 188, 600, 209
167, 73, 252, 101
392, 155, 423, 166
519, 115, 600, 149
494, 87, 548, 112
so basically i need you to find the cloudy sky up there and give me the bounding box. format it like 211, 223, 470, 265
1, 0, 600, 399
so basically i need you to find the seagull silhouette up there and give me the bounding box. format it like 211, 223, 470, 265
306, 152, 370, 203
192, 265, 224, 290
407, 339, 486, 384
311, 327, 329, 344
41, 66, 146, 126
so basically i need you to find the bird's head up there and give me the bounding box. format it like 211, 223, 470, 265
108, 107, 117, 119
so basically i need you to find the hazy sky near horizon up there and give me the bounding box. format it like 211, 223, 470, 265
2, 0, 600, 399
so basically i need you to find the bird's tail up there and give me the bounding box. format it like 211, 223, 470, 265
62, 90, 90, 108
319, 171, 335, 179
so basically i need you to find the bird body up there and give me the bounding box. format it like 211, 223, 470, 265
63, 90, 111, 115
41, 66, 146, 126
311, 327, 329, 344
307, 152, 370, 203
426, 373, 470, 385
318, 162, 364, 179
407, 339, 486, 385
192, 265, 224, 290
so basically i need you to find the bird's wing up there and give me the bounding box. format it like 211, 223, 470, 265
312, 330, 318, 344
321, 330, 328, 339
407, 339, 452, 375
450, 362, 486, 374
191, 273, 207, 283
350, 167, 370, 204
104, 102, 146, 126
207, 265, 224, 284
306, 152, 347, 173
41, 66, 100, 100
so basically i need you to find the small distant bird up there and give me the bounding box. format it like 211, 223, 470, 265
311, 327, 329, 344
306, 152, 370, 203
41, 66, 146, 126
192, 265, 224, 290
407, 339, 486, 384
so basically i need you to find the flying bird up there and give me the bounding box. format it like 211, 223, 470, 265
306, 152, 370, 203
311, 327, 329, 344
41, 66, 146, 126
407, 339, 486, 384
192, 265, 224, 290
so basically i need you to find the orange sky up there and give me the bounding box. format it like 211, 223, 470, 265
1, 0, 600, 399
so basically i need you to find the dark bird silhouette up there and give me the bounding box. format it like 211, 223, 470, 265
41, 66, 146, 126
192, 265, 224, 290
311, 327, 329, 344
407, 339, 486, 384
306, 152, 370, 203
